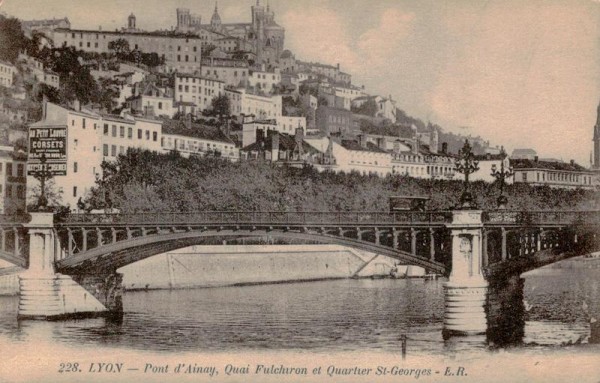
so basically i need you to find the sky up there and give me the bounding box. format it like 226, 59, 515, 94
2, 0, 599, 165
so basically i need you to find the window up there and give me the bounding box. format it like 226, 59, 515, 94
6, 163, 12, 176
73, 162, 78, 173
103, 144, 108, 156
111, 145, 116, 156
104, 124, 109, 135
120, 126, 125, 137
17, 164, 24, 177
158, 102, 163, 110
153, 132, 158, 141
119, 146, 124, 154
112, 125, 117, 137
128, 127, 132, 139
145, 130, 150, 140
6, 185, 12, 198
138, 129, 142, 139
73, 186, 77, 197
82, 118, 86, 129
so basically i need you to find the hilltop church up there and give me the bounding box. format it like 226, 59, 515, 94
176, 1, 285, 65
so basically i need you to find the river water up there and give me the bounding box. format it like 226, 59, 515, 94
0, 266, 598, 357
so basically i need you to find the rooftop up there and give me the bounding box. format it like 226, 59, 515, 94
510, 158, 590, 172
161, 118, 234, 144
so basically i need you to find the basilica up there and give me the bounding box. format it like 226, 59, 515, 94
176, 1, 285, 65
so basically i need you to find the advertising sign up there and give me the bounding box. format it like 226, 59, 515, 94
27, 126, 68, 176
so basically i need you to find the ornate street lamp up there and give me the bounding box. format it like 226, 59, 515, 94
454, 139, 479, 209
31, 153, 53, 212
490, 146, 514, 209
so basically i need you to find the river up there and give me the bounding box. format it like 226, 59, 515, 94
0, 266, 599, 382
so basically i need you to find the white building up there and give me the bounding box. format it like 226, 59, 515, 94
305, 136, 392, 177
225, 88, 282, 120
248, 67, 281, 94
277, 116, 306, 135
28, 103, 164, 210
161, 119, 239, 161
471, 153, 513, 184
0, 61, 16, 88
511, 158, 595, 190
128, 83, 175, 118
174, 73, 225, 114
332, 85, 362, 110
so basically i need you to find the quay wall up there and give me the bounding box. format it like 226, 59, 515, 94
118, 244, 409, 290
0, 245, 426, 294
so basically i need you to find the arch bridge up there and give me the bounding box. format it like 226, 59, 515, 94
2, 209, 599, 334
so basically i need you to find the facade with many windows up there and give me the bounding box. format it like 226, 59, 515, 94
0, 145, 27, 214
28, 102, 164, 210
174, 73, 224, 114
161, 119, 238, 161
52, 28, 203, 73
511, 158, 595, 189
0, 61, 15, 88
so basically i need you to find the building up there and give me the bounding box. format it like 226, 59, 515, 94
161, 119, 238, 161
241, 128, 325, 167
351, 95, 397, 121
175, 1, 285, 65
174, 73, 225, 114
511, 158, 595, 189
305, 135, 392, 177
201, 57, 249, 87
128, 83, 175, 118
28, 102, 164, 209
0, 61, 16, 88
52, 27, 203, 73
471, 153, 512, 184
296, 61, 351, 85
277, 116, 306, 135
0, 145, 27, 214
248, 67, 281, 94
510, 148, 537, 160
21, 17, 71, 38
1, 99, 29, 124
315, 106, 354, 136
226, 88, 282, 120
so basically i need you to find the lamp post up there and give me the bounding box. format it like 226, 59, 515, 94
31, 153, 53, 212
454, 139, 479, 209
490, 146, 514, 209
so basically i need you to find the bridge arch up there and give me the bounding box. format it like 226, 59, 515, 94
55, 229, 448, 275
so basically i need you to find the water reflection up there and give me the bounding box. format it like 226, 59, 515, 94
0, 268, 598, 355
487, 275, 526, 347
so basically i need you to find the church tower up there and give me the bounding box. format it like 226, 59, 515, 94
210, 2, 222, 32
593, 100, 600, 169
127, 13, 136, 30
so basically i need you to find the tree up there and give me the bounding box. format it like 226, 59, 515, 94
351, 98, 378, 117
108, 38, 130, 58
211, 94, 231, 120
0, 16, 26, 63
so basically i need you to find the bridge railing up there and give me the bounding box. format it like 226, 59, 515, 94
483, 210, 600, 225
0, 213, 31, 225
57, 211, 454, 226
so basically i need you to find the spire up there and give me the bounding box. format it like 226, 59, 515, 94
214, 1, 218, 12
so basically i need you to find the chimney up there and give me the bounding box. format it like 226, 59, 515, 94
358, 134, 368, 148
441, 142, 448, 154
295, 127, 304, 144
73, 99, 81, 111
377, 137, 386, 150
534, 156, 539, 162
336, 63, 340, 70
256, 128, 265, 144
271, 132, 279, 162
570, 159, 575, 166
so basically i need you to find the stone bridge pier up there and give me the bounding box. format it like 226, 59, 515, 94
18, 213, 122, 320
443, 210, 489, 337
